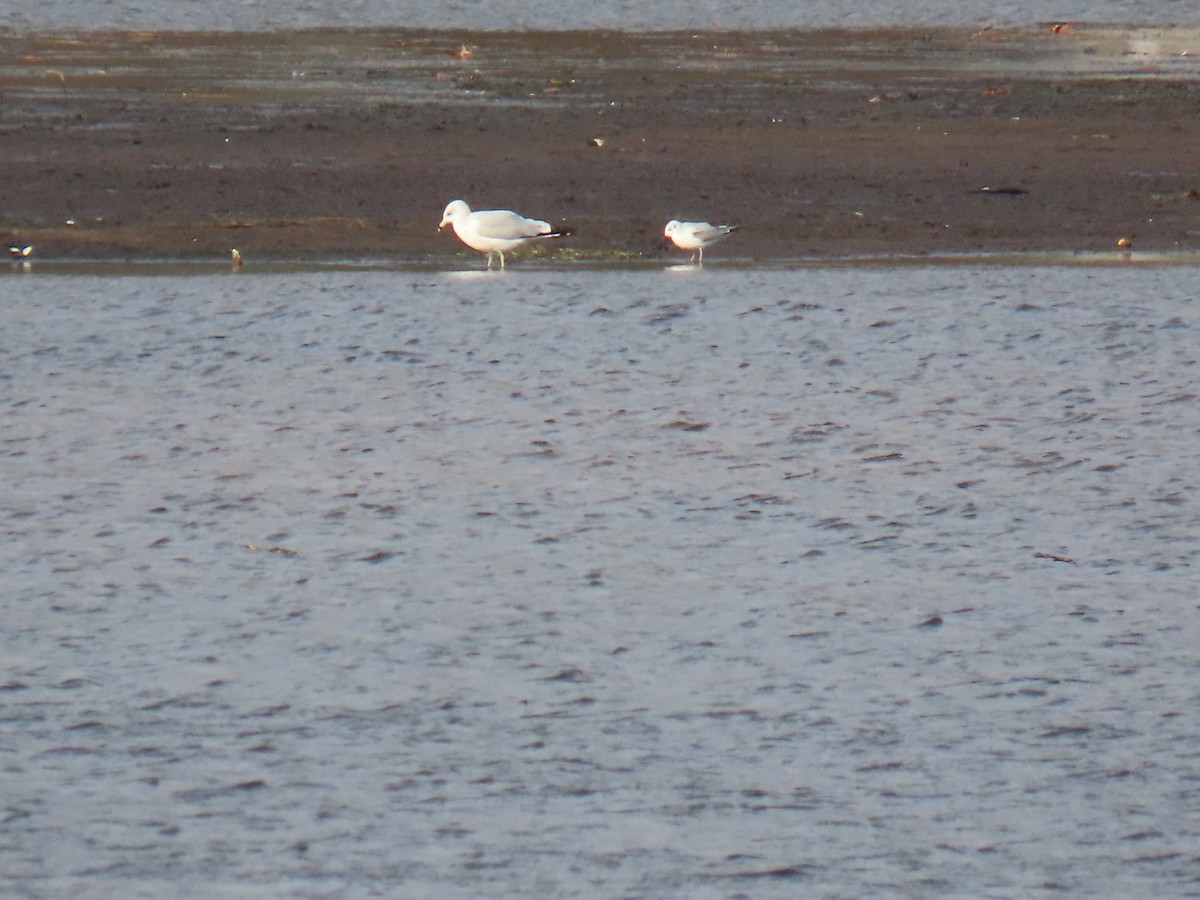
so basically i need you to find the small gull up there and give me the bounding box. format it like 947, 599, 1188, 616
664, 219, 740, 264
439, 199, 573, 269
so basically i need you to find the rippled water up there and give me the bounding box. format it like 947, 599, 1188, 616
3, 264, 1199, 898
8, 0, 1200, 32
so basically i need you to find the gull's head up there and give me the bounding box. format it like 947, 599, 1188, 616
440, 199, 471, 229
664, 220, 681, 239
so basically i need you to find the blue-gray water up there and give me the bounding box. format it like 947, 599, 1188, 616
3, 263, 1198, 898
7, 0, 1200, 32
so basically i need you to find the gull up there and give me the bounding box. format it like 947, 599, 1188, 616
439, 199, 573, 269
664, 219, 740, 264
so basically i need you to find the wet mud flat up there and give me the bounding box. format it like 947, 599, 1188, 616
2, 25, 1200, 263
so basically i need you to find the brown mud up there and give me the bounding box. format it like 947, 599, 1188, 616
2, 25, 1199, 263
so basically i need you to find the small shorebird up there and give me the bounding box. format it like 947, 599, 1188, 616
664, 219, 740, 264
9, 245, 32, 270
439, 200, 574, 269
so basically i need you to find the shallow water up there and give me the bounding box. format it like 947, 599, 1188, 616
8, 0, 1200, 32
3, 265, 1199, 898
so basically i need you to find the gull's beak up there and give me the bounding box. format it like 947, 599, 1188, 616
438, 217, 451, 230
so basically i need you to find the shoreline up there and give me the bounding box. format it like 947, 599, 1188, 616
9, 249, 1200, 277
3, 26, 1200, 263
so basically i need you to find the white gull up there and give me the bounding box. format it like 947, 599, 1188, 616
439, 199, 573, 269
664, 219, 740, 264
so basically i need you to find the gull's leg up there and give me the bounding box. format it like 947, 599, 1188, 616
499, 251, 506, 270
486, 251, 495, 270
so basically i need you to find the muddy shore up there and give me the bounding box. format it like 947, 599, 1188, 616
2, 26, 1199, 263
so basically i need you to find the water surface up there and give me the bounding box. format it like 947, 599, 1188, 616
3, 265, 1198, 898
7, 0, 1200, 32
